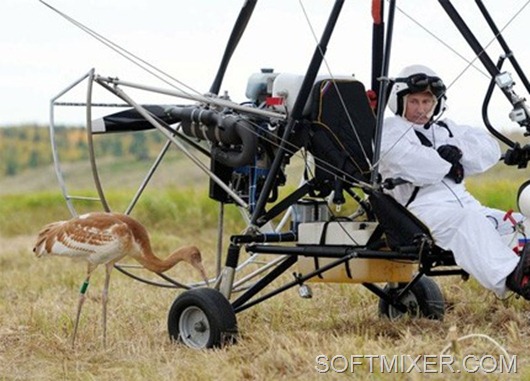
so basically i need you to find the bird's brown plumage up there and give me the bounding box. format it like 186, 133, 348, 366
33, 212, 209, 347
33, 212, 207, 276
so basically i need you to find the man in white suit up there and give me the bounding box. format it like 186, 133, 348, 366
379, 64, 530, 300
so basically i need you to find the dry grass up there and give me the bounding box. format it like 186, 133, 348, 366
2, 230, 530, 380
2, 158, 530, 380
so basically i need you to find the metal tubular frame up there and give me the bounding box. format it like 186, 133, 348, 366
49, 69, 97, 217
439, 0, 530, 131
85, 69, 111, 212
49, 69, 300, 293
249, 0, 346, 228
474, 0, 530, 94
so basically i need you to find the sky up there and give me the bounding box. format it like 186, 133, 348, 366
2, 0, 530, 133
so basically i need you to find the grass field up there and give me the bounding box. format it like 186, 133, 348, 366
1, 159, 530, 380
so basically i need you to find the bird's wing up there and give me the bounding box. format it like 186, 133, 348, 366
34, 214, 133, 264
34, 221, 65, 256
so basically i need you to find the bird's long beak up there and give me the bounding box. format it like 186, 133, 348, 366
195, 263, 210, 287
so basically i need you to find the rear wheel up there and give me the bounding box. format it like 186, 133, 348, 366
378, 276, 445, 320
168, 288, 238, 349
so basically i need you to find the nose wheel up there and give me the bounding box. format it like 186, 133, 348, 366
168, 288, 238, 349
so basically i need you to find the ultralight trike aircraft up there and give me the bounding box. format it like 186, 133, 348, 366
43, 0, 530, 349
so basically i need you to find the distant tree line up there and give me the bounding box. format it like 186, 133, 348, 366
0, 124, 171, 177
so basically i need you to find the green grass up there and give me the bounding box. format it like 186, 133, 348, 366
0, 192, 71, 236
0, 187, 246, 237
466, 178, 521, 212
0, 170, 521, 238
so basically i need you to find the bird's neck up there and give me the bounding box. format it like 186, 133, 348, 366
135, 247, 186, 273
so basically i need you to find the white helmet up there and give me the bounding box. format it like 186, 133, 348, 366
387, 64, 447, 119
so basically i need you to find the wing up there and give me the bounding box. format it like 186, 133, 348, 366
34, 213, 133, 265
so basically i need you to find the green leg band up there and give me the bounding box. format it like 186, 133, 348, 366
80, 281, 90, 294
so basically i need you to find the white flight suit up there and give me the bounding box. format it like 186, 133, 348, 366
379, 115, 521, 296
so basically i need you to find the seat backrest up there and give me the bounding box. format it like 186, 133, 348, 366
306, 79, 375, 196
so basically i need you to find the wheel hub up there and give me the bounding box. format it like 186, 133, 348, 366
178, 306, 211, 348
388, 292, 419, 320
194, 320, 207, 333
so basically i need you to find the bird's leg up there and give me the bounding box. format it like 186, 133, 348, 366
101, 263, 113, 348
72, 263, 95, 348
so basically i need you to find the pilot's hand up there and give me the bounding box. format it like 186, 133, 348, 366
437, 144, 462, 164
447, 162, 464, 183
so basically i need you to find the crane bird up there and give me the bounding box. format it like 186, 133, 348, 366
33, 212, 209, 347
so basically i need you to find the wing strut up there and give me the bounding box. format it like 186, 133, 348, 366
209, 0, 258, 95
371, 0, 385, 98
439, 0, 530, 131
371, 0, 397, 185
474, 0, 530, 94
251, 0, 346, 227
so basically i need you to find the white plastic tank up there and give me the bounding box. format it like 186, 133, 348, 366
271, 73, 356, 115
297, 221, 415, 283
245, 68, 279, 103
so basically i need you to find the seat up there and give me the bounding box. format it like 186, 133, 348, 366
306, 78, 375, 199
304, 78, 463, 277
368, 190, 462, 275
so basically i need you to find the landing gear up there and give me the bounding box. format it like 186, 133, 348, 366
167, 288, 238, 349
378, 276, 445, 320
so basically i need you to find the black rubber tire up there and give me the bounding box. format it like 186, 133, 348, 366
378, 276, 445, 321
167, 288, 238, 349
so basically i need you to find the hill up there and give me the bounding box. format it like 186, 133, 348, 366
0, 124, 185, 180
